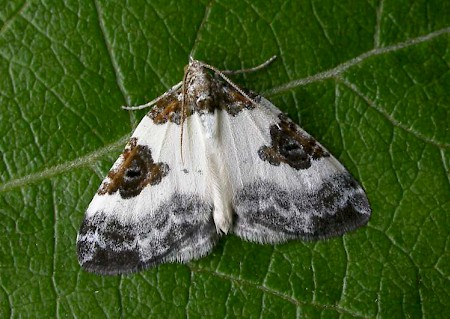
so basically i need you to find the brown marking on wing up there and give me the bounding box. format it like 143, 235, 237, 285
218, 86, 257, 116
149, 93, 188, 125
258, 114, 329, 170
98, 138, 169, 199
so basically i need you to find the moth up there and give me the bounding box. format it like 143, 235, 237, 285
77, 57, 371, 275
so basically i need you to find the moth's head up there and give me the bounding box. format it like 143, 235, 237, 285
184, 58, 208, 78
183, 58, 214, 103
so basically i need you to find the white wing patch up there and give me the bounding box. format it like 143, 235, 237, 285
218, 98, 370, 242
77, 58, 371, 275
77, 107, 219, 275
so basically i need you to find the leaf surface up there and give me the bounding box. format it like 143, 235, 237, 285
0, 1, 449, 318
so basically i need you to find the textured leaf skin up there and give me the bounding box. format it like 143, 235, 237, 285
0, 1, 449, 318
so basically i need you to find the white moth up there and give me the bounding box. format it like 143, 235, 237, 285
77, 57, 371, 275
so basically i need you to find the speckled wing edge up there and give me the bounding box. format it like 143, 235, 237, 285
77, 94, 220, 275
220, 96, 371, 243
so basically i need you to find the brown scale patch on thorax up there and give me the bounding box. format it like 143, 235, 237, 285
147, 69, 259, 125
258, 114, 329, 170
98, 138, 169, 199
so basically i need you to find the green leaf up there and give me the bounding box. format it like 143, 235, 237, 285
1, 0, 448, 318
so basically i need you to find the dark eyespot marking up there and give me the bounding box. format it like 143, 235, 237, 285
98, 138, 169, 199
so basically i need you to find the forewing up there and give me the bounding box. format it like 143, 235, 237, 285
77, 96, 217, 275
219, 96, 371, 243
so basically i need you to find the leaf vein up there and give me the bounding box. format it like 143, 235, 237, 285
92, 0, 129, 108
338, 77, 449, 148
0, 135, 128, 193
264, 27, 450, 96
189, 266, 367, 318
374, 0, 385, 48
190, 0, 214, 57
0, 1, 30, 36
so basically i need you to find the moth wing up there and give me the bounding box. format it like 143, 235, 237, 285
220, 96, 371, 243
77, 95, 217, 275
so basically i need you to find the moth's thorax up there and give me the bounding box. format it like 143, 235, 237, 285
149, 59, 256, 125
184, 60, 218, 113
